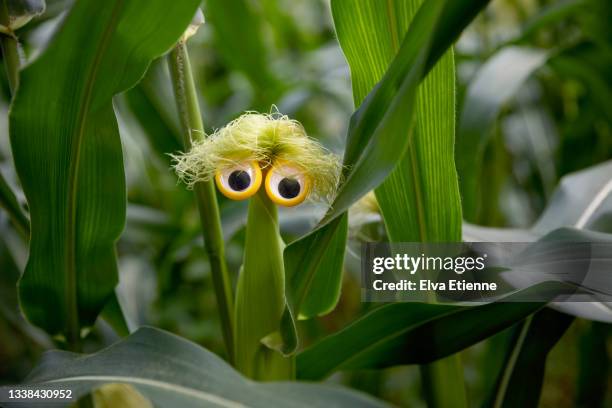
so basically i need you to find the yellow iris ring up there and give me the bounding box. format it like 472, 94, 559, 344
215, 161, 262, 200
264, 164, 311, 207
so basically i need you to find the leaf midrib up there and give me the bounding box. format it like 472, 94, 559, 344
383, 0, 428, 242
64, 0, 124, 343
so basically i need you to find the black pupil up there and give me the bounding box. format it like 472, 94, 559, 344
278, 178, 301, 199
228, 170, 251, 191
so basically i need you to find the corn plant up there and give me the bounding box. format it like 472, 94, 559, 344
0, 0, 610, 407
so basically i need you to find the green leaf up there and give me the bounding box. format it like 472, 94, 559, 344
3, 327, 388, 408
485, 309, 573, 408
456, 46, 550, 220
284, 213, 348, 320
296, 282, 568, 380
376, 53, 460, 242
333, 0, 461, 243
330, 2, 470, 406
10, 0, 200, 342
319, 0, 490, 227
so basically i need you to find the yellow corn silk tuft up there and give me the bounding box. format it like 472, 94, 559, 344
172, 111, 342, 203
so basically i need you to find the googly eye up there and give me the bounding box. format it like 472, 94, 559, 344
265, 163, 310, 207
215, 161, 262, 200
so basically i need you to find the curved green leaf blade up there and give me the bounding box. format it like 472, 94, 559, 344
332, 0, 461, 243
320, 0, 491, 227
296, 282, 568, 380
375, 53, 460, 242
2, 327, 387, 408
457, 47, 549, 220
484, 309, 573, 408
284, 213, 348, 320
331, 1, 468, 406
10, 0, 200, 341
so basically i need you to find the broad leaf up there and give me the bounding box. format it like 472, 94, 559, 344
297, 282, 569, 380
331, 1, 469, 405
333, 0, 461, 243
321, 0, 490, 227
1, 327, 387, 408
10, 0, 200, 340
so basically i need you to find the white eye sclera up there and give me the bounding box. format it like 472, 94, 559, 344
265, 163, 310, 207
215, 161, 262, 200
